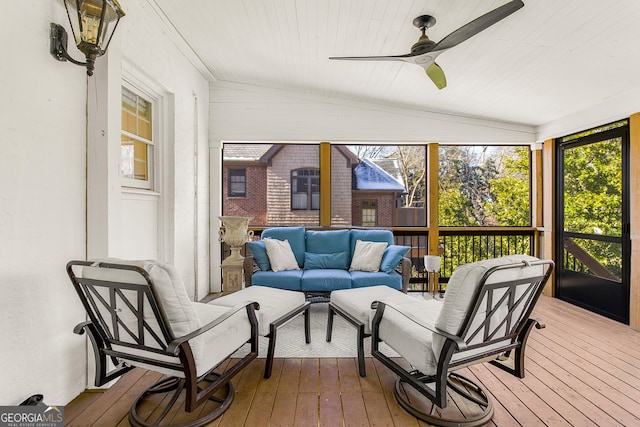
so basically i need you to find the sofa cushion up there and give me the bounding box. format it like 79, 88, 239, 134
349, 270, 403, 290
251, 270, 303, 291
301, 269, 352, 292
350, 240, 387, 272
304, 252, 349, 270
261, 226, 306, 267
350, 229, 394, 256
306, 229, 350, 254
247, 240, 271, 271
379, 245, 410, 273
263, 238, 300, 272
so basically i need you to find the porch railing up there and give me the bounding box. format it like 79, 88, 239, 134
394, 227, 538, 292
239, 226, 539, 293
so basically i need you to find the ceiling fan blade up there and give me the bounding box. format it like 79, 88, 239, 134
426, 62, 446, 89
433, 0, 524, 52
329, 53, 416, 63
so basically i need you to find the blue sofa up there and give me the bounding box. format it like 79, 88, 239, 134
244, 227, 411, 294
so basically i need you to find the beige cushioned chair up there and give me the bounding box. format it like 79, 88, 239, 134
67, 259, 259, 427
372, 255, 554, 426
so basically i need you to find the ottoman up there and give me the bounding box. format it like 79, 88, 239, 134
210, 286, 310, 378
327, 286, 416, 376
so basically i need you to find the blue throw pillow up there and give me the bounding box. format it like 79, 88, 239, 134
379, 245, 410, 273
247, 240, 271, 271
303, 252, 350, 270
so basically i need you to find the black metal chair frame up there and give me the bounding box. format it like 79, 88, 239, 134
263, 300, 311, 378
326, 302, 370, 377
371, 259, 554, 427
67, 260, 259, 427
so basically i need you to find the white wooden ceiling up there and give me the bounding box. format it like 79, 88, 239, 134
152, 0, 640, 127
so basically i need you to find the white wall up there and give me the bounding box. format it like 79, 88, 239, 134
537, 85, 640, 141
116, 0, 211, 301
0, 0, 211, 406
209, 80, 537, 144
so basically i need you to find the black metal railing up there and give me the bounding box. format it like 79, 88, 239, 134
395, 228, 538, 292
238, 226, 539, 293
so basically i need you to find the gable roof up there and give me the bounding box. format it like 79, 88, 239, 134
354, 159, 406, 192
223, 144, 272, 161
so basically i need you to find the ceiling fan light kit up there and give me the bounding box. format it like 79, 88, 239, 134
329, 0, 524, 90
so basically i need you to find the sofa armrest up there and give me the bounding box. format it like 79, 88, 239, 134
397, 256, 411, 293
243, 253, 257, 287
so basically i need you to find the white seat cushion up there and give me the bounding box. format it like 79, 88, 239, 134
433, 255, 542, 358
191, 303, 254, 377
209, 286, 306, 336
330, 285, 414, 334
113, 302, 253, 378
82, 259, 204, 360
83, 260, 256, 377
377, 298, 443, 375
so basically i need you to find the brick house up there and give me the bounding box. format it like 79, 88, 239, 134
222, 144, 406, 227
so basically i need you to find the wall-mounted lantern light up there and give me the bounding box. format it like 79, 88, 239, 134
50, 0, 125, 76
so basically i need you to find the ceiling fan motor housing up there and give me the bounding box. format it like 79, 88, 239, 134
411, 36, 436, 54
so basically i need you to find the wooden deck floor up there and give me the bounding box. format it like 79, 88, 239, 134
64, 295, 640, 426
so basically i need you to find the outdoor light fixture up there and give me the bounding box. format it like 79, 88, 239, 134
50, 0, 125, 76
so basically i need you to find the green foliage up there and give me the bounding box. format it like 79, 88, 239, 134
438, 146, 530, 226
563, 139, 622, 235
562, 137, 623, 277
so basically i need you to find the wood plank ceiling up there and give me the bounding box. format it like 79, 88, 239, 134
152, 0, 640, 126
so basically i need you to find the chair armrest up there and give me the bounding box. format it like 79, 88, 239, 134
373, 300, 467, 351
397, 257, 411, 293
73, 321, 93, 335
530, 317, 546, 329
167, 301, 259, 354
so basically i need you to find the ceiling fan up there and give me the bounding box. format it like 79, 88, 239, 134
329, 0, 524, 90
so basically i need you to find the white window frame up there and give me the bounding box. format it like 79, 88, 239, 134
119, 63, 173, 263
120, 82, 160, 190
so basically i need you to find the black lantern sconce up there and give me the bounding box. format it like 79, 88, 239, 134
50, 0, 125, 76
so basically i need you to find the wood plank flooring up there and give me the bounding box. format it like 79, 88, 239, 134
64, 296, 640, 426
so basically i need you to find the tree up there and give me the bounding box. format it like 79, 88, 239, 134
347, 145, 393, 159
349, 145, 427, 208
562, 137, 622, 276
438, 146, 530, 227
486, 146, 530, 226
393, 146, 426, 207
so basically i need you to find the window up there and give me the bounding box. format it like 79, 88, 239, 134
291, 169, 320, 210
438, 145, 531, 226
229, 169, 246, 197
120, 86, 154, 189
362, 200, 377, 226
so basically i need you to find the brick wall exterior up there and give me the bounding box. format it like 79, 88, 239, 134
223, 145, 401, 227
352, 191, 397, 227
267, 145, 320, 225
330, 146, 352, 226
222, 165, 268, 226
